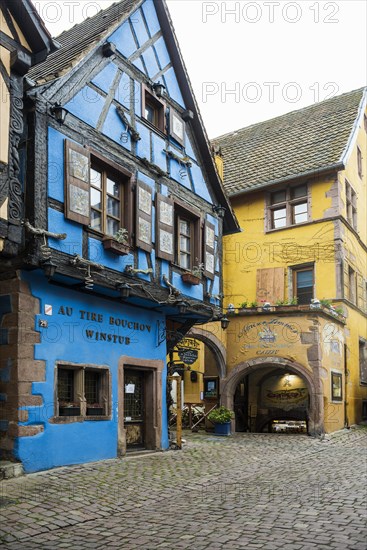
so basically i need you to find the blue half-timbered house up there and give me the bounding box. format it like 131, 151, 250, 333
0, 0, 238, 472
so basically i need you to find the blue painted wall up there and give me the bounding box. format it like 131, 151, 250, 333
16, 271, 168, 473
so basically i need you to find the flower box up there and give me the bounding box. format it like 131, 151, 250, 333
181, 272, 201, 285
86, 406, 104, 416
59, 406, 80, 416
103, 238, 130, 256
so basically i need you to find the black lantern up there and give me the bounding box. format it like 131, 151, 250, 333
42, 258, 57, 279
118, 283, 131, 299
51, 103, 68, 124
212, 205, 226, 218
220, 316, 230, 330
152, 81, 166, 97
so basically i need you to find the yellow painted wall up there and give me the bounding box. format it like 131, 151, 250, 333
217, 102, 367, 431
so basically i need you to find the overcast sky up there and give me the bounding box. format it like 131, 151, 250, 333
35, 0, 367, 138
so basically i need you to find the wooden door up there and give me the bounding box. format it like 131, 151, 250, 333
124, 370, 145, 448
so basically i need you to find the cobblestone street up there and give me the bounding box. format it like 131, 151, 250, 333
1, 427, 366, 550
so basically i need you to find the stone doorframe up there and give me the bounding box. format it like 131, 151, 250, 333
220, 357, 324, 436
118, 357, 164, 456
188, 327, 227, 378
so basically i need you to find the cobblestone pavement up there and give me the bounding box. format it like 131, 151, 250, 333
1, 427, 366, 550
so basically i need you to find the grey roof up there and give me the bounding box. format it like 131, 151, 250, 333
28, 0, 139, 82
212, 88, 366, 197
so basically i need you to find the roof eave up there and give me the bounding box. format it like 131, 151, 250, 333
9, 0, 58, 62
154, 0, 240, 235
228, 162, 345, 198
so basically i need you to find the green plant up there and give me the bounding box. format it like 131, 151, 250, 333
320, 298, 332, 307
239, 301, 248, 309
249, 301, 258, 308
275, 299, 286, 306
191, 259, 205, 278
207, 406, 234, 424
114, 228, 129, 244
290, 297, 298, 305
334, 306, 344, 315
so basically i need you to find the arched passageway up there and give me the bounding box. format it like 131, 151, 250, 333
221, 357, 324, 436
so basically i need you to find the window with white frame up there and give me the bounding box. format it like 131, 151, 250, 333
268, 184, 309, 230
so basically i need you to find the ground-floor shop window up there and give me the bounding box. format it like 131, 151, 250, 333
56, 363, 110, 419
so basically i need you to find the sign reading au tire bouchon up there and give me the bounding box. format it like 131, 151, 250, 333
176, 338, 199, 365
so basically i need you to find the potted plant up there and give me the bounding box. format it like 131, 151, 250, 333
207, 406, 234, 436
103, 228, 130, 256
181, 261, 204, 285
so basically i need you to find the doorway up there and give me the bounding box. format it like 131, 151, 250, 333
124, 370, 145, 449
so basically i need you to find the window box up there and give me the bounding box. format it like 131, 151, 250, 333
181, 272, 201, 285
59, 403, 81, 416
86, 405, 104, 416
102, 237, 130, 256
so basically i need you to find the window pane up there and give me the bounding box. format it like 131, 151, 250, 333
145, 104, 155, 124
272, 207, 286, 228
293, 202, 308, 224
58, 369, 74, 402
90, 168, 102, 189
85, 371, 100, 404
180, 220, 190, 236
180, 253, 190, 269
180, 235, 190, 252
271, 190, 286, 204
296, 269, 313, 304
107, 218, 119, 236
291, 185, 307, 199
91, 210, 101, 231
107, 196, 120, 218
107, 178, 119, 197
91, 188, 101, 210
297, 270, 313, 289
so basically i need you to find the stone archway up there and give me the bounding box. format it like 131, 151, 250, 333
220, 356, 324, 436
188, 327, 226, 378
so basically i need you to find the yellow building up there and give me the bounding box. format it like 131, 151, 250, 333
208, 87, 367, 435
0, 0, 55, 252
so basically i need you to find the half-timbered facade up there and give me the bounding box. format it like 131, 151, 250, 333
0, 0, 238, 472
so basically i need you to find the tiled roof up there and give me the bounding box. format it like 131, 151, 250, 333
28, 0, 139, 82
212, 88, 366, 196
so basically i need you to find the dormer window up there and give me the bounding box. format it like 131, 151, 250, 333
142, 85, 165, 133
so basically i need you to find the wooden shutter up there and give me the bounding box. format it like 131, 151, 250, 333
64, 140, 90, 225
156, 193, 174, 261
256, 267, 284, 303
203, 220, 215, 280
135, 180, 153, 252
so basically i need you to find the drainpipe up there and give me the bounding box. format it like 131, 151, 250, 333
344, 344, 349, 428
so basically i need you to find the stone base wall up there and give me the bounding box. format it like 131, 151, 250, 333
0, 273, 45, 461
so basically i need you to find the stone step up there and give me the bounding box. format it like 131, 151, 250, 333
0, 461, 24, 480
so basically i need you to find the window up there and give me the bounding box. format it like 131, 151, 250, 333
360, 338, 367, 385
56, 364, 110, 419
331, 372, 342, 401
348, 266, 357, 304
345, 180, 357, 229
90, 164, 126, 237
175, 207, 201, 271
142, 85, 165, 133
357, 147, 363, 178
293, 266, 314, 305
268, 184, 309, 229
64, 140, 133, 239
